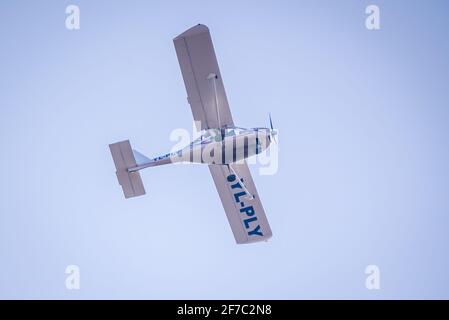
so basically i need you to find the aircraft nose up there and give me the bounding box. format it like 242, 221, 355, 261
256, 128, 273, 147
269, 129, 277, 144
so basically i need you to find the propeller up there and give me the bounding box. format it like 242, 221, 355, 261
269, 113, 277, 144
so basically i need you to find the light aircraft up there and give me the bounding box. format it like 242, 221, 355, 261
109, 24, 276, 244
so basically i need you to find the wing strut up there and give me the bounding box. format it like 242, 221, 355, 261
207, 72, 221, 128
226, 164, 255, 200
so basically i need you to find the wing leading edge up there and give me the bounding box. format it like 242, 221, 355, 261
174, 24, 234, 130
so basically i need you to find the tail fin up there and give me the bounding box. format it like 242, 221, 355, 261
109, 140, 146, 198
132, 149, 151, 166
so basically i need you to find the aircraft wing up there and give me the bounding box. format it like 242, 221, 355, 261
174, 24, 234, 130
209, 163, 272, 244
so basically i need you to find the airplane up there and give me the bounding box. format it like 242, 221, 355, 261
109, 24, 277, 244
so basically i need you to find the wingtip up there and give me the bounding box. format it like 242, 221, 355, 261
174, 24, 210, 40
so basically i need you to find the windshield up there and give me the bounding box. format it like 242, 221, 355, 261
191, 127, 251, 145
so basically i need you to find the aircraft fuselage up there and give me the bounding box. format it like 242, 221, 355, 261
134, 127, 275, 170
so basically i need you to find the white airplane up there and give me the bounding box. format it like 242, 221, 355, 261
109, 24, 276, 244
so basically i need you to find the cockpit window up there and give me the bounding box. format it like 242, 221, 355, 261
191, 127, 250, 145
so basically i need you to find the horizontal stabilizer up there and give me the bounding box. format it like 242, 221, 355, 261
109, 140, 146, 198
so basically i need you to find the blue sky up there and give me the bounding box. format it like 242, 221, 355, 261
1, 0, 449, 299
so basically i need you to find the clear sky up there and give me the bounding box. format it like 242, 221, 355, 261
1, 0, 449, 299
